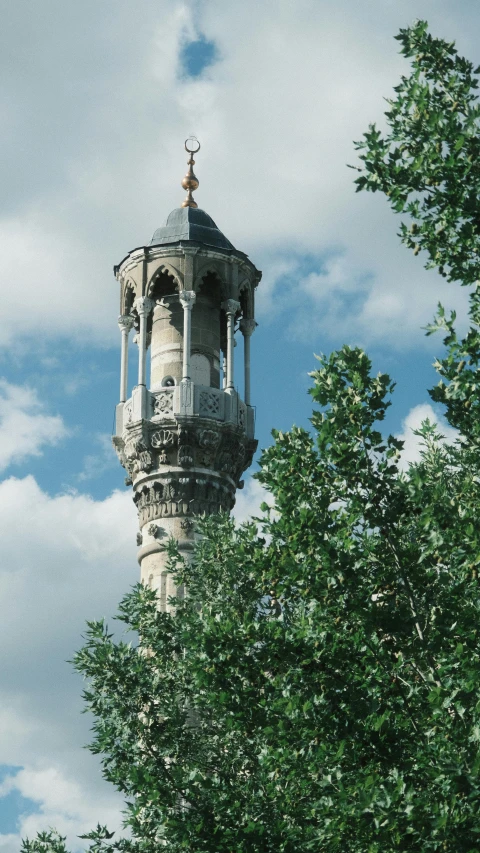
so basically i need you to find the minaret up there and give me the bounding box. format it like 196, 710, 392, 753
112, 139, 261, 608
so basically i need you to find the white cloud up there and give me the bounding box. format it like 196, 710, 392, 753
0, 381, 67, 471
0, 835, 18, 853
77, 433, 118, 482
261, 233, 469, 351
0, 476, 138, 850
396, 403, 457, 469
233, 476, 273, 526
0, 767, 123, 853
190, 0, 472, 348
0, 0, 476, 350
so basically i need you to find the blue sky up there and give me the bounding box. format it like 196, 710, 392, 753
0, 0, 476, 848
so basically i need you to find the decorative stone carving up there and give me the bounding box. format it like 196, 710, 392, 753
118, 314, 134, 333
178, 444, 194, 468
125, 438, 153, 476
118, 391, 255, 482
163, 480, 178, 501
154, 390, 174, 416
199, 390, 220, 417
179, 290, 196, 310
151, 428, 176, 449
222, 298, 241, 317
150, 427, 175, 468
112, 435, 126, 468
217, 435, 245, 478
239, 318, 256, 337
198, 450, 215, 468
134, 482, 164, 525
195, 428, 220, 468
179, 379, 194, 409
180, 517, 195, 533
139, 444, 153, 472
136, 531, 143, 546
132, 473, 235, 524
135, 296, 154, 317
148, 523, 159, 538
178, 426, 191, 445
199, 428, 220, 449
195, 479, 207, 501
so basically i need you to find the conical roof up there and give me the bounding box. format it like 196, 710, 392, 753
150, 207, 234, 251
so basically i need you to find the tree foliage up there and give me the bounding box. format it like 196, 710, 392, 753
23, 19, 480, 853
354, 19, 480, 287
353, 19, 480, 443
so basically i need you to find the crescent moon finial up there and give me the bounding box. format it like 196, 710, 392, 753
185, 136, 201, 155
181, 137, 200, 208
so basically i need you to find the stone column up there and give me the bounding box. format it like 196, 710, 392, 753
118, 315, 134, 403
222, 299, 240, 391
135, 297, 154, 386
179, 290, 196, 381
222, 355, 227, 390
239, 318, 256, 406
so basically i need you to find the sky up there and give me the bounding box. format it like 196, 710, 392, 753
0, 0, 478, 849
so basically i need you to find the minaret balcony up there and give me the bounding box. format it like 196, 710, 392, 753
115, 382, 254, 439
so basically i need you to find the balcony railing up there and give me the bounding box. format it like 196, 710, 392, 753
116, 382, 252, 438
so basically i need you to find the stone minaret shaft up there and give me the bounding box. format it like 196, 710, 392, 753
112, 142, 261, 608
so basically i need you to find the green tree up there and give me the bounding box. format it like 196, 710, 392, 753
23, 20, 480, 853
352, 18, 480, 440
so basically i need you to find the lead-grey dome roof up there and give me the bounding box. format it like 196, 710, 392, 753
150, 207, 235, 251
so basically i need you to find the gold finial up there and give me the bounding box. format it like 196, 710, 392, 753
181, 137, 201, 208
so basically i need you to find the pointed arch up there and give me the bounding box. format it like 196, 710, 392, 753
194, 259, 227, 298
148, 265, 182, 302
238, 278, 253, 319
121, 279, 136, 315
197, 269, 223, 305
